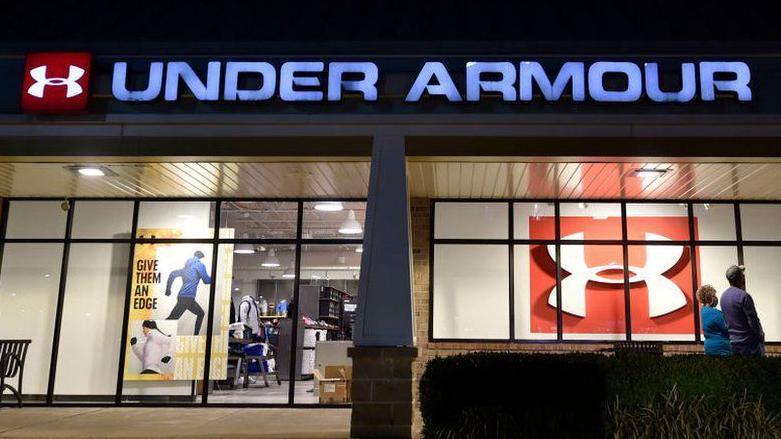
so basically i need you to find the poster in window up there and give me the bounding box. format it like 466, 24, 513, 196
123, 228, 234, 381
528, 216, 697, 339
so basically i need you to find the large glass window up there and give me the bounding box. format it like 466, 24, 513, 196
0, 243, 64, 401
54, 244, 129, 400
433, 244, 510, 339
743, 247, 781, 341
432, 201, 766, 342
1, 198, 363, 407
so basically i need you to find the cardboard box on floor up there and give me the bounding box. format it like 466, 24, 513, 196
314, 365, 352, 404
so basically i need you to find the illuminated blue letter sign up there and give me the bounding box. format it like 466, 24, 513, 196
327, 62, 378, 101
279, 62, 324, 101
699, 62, 752, 101
466, 62, 517, 101
405, 62, 462, 102
223, 62, 276, 101
112, 62, 164, 102
164, 61, 221, 101
588, 62, 642, 102
644, 63, 696, 102
519, 62, 585, 101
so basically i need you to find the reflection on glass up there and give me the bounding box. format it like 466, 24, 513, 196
303, 201, 366, 240
71, 201, 134, 239
693, 204, 736, 241
741, 205, 781, 241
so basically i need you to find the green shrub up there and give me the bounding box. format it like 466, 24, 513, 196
609, 385, 781, 438
419, 353, 781, 438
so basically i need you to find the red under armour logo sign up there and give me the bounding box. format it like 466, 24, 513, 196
21, 52, 92, 113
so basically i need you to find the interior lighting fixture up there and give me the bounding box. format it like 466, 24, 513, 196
314, 201, 344, 212
338, 210, 363, 235
634, 168, 669, 179
261, 249, 281, 267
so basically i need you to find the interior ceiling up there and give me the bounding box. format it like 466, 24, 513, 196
1, 160, 781, 200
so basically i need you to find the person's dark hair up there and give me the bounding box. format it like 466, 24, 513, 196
194, 250, 205, 259
726, 265, 746, 287
142, 320, 170, 336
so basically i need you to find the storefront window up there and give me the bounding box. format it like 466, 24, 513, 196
219, 201, 297, 240
559, 203, 622, 240
435, 202, 508, 239
210, 244, 296, 404
294, 244, 360, 404
514, 202, 555, 240
0, 243, 64, 401
626, 203, 689, 241
121, 243, 215, 403
560, 244, 627, 340
743, 247, 781, 341
741, 204, 781, 241
302, 201, 366, 240
693, 203, 736, 241
54, 243, 129, 400
627, 245, 694, 341
71, 201, 134, 239
514, 244, 557, 340
136, 201, 215, 239
433, 244, 510, 339
5, 200, 67, 239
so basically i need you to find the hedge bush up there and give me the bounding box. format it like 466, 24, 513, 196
419, 352, 781, 438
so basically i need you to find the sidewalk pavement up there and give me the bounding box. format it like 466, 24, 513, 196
0, 407, 350, 438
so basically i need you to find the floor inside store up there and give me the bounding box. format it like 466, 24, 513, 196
209, 380, 318, 404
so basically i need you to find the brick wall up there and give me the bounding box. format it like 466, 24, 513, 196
408, 197, 778, 437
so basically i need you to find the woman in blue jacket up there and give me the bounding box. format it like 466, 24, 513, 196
697, 284, 733, 356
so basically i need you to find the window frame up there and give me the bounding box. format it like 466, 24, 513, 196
0, 197, 365, 408
429, 199, 777, 345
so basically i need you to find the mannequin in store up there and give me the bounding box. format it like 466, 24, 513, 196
130, 320, 173, 375
239, 295, 262, 340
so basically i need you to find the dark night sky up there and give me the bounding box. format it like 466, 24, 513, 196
1, 1, 779, 53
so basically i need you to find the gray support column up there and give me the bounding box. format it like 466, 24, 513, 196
350, 134, 417, 438
354, 133, 415, 347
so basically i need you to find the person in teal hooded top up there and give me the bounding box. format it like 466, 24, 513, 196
697, 284, 733, 356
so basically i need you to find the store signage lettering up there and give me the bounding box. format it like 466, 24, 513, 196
111, 59, 752, 104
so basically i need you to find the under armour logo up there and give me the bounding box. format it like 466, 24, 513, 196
27, 65, 85, 98
21, 52, 92, 113
547, 232, 686, 318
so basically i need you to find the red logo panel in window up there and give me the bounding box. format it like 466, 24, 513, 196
529, 216, 698, 337
21, 52, 92, 113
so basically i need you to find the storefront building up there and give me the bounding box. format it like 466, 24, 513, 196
2, 36, 781, 437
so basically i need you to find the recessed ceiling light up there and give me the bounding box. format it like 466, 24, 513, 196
77, 167, 105, 176
314, 201, 344, 212
634, 168, 669, 179
355, 246, 363, 253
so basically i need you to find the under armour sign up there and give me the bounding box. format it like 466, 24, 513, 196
21, 52, 92, 113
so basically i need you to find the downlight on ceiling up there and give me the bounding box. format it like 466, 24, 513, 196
233, 243, 255, 254
68, 166, 116, 177
634, 168, 669, 179
314, 201, 344, 212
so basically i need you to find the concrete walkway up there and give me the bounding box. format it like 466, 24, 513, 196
0, 407, 350, 438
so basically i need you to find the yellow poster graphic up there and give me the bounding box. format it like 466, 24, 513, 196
123, 228, 233, 381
